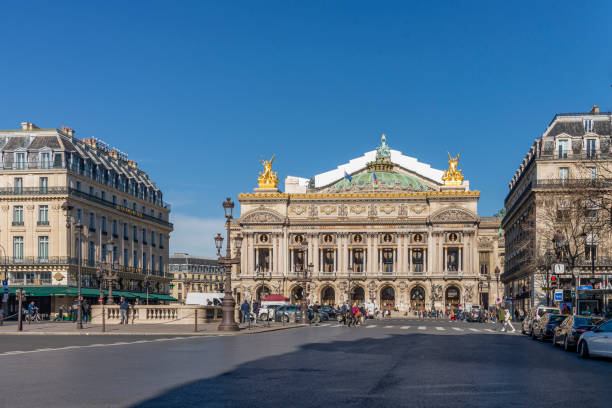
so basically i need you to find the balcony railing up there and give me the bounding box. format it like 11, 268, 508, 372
538, 151, 609, 161
536, 178, 612, 189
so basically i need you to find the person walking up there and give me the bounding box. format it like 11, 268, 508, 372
240, 300, 250, 324
497, 307, 506, 331
81, 298, 90, 323
119, 296, 129, 325
503, 307, 516, 332
252, 300, 259, 324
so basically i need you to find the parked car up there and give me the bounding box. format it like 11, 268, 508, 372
522, 314, 535, 335
319, 306, 337, 318
553, 315, 604, 351
577, 319, 612, 358
275, 305, 302, 322
258, 304, 284, 321
467, 306, 481, 322
532, 313, 568, 341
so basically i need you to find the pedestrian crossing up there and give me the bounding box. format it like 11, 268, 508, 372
319, 322, 519, 335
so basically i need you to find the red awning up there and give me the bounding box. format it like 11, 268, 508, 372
262, 294, 290, 302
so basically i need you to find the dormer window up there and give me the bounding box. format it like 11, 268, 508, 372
40, 152, 51, 169
586, 139, 596, 158
584, 119, 594, 133
558, 140, 568, 159
15, 152, 25, 169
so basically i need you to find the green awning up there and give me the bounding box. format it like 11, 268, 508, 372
6, 287, 176, 301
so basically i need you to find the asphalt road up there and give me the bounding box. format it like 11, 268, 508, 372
0, 319, 610, 408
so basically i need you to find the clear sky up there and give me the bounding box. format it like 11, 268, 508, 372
1, 1, 611, 256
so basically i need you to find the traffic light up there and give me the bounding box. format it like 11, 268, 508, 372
563, 289, 572, 301
550, 275, 558, 285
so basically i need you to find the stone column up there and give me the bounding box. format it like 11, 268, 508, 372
337, 236, 342, 273
443, 247, 447, 272
459, 247, 462, 272
342, 234, 349, 275
373, 235, 379, 274
290, 248, 294, 273
313, 234, 319, 273
409, 248, 413, 273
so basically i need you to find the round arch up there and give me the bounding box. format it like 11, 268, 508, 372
410, 285, 426, 311
350, 285, 365, 305
445, 285, 461, 311
255, 285, 272, 303
320, 286, 336, 306
290, 285, 304, 304
380, 285, 396, 309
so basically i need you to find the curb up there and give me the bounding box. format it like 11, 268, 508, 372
0, 324, 305, 336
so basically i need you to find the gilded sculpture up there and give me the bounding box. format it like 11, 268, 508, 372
442, 152, 464, 186
257, 155, 279, 189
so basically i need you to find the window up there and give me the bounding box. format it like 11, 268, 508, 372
123, 223, 128, 239
123, 248, 129, 267
159, 233, 163, 248
101, 191, 105, 201
142, 228, 147, 243
257, 248, 270, 272
13, 206, 24, 225
586, 139, 596, 158
143, 252, 147, 271
132, 203, 136, 211
76, 181, 81, 191
382, 248, 394, 273
40, 152, 51, 169
133, 226, 138, 241
159, 256, 163, 275
558, 140, 568, 158
38, 205, 48, 225
77, 209, 82, 222
122, 199, 127, 207
39, 177, 48, 193
412, 248, 424, 272
112, 195, 117, 205
447, 248, 459, 271
113, 246, 118, 263
89, 213, 95, 231
87, 241, 94, 266
38, 236, 49, 260
151, 231, 155, 246
13, 236, 24, 260
16, 152, 25, 169
584, 119, 594, 133
589, 167, 597, 180
89, 186, 94, 196
101, 216, 107, 234
559, 167, 569, 181
151, 255, 156, 274
585, 244, 597, 261
352, 249, 365, 273
14, 177, 22, 194
112, 220, 118, 236
479, 252, 490, 275
101, 244, 107, 261
133, 250, 138, 268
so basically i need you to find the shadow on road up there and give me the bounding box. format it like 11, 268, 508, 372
133, 333, 612, 408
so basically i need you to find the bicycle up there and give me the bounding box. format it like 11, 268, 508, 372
26, 310, 41, 323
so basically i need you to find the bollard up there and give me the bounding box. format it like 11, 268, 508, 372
17, 288, 23, 332
194, 309, 198, 332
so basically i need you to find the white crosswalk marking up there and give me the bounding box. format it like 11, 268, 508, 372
435, 327, 445, 331
418, 326, 426, 330
384, 325, 393, 328
366, 325, 376, 329
468, 328, 480, 332
485, 329, 494, 332
400, 326, 410, 329
452, 327, 463, 331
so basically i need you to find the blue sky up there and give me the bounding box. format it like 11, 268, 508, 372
1, 1, 611, 256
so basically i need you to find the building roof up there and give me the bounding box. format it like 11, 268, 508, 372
170, 253, 221, 265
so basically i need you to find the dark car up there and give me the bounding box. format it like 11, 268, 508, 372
320, 306, 337, 318
532, 313, 568, 341
553, 315, 604, 351
275, 305, 302, 322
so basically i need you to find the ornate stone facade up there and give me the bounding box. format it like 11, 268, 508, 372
232, 135, 503, 314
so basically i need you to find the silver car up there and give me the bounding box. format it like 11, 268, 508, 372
577, 320, 612, 358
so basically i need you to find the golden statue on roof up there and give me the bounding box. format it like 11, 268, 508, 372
442, 152, 464, 186
257, 154, 279, 189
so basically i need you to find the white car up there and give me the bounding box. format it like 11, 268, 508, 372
577, 320, 612, 358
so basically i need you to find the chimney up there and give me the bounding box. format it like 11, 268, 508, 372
590, 105, 600, 115
20, 122, 39, 130
61, 126, 75, 137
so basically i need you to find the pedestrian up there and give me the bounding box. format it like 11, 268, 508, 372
497, 307, 506, 331
240, 300, 250, 324
514, 309, 519, 322
119, 296, 129, 325
132, 298, 140, 324
81, 298, 90, 323
503, 307, 516, 332
71, 299, 79, 321
55, 304, 65, 321
252, 300, 259, 324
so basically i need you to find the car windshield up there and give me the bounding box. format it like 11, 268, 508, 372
539, 308, 560, 316
548, 315, 566, 323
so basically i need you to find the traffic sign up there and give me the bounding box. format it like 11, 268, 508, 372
2, 280, 7, 286
553, 264, 565, 274
554, 289, 563, 302
578, 285, 593, 291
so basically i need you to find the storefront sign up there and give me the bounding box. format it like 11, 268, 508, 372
578, 285, 594, 291
554, 290, 563, 302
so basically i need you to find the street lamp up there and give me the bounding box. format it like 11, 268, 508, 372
62, 202, 84, 330
478, 280, 483, 306
494, 266, 500, 305
0, 244, 8, 325
96, 242, 117, 333
216, 197, 243, 331
347, 265, 353, 306
294, 239, 312, 324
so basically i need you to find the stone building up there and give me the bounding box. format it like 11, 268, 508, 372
0, 122, 173, 317
233, 135, 504, 314
502, 106, 612, 316
169, 253, 225, 302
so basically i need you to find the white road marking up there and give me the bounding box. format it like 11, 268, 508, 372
468, 328, 480, 332
0, 336, 201, 357
435, 327, 445, 331
485, 329, 494, 332
452, 327, 463, 331
384, 325, 393, 328
418, 326, 426, 330
400, 326, 410, 329
366, 325, 376, 329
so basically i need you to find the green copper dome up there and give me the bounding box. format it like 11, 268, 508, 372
334, 171, 430, 191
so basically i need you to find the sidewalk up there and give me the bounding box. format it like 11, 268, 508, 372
0, 321, 304, 336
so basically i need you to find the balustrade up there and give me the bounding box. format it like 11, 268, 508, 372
90, 305, 222, 325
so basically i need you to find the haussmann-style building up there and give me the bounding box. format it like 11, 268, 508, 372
232, 135, 504, 315
0, 122, 174, 318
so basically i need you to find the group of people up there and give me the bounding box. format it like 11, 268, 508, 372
239, 299, 259, 324
339, 302, 368, 327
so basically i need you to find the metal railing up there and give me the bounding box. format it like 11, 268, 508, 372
536, 178, 612, 189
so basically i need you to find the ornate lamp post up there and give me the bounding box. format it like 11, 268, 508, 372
62, 202, 84, 329
494, 266, 500, 305
96, 242, 118, 333
294, 240, 312, 324
478, 281, 483, 307
0, 244, 8, 325
144, 273, 152, 305
216, 198, 243, 331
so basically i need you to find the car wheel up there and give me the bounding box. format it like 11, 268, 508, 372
539, 331, 545, 342
563, 335, 570, 352
579, 341, 590, 359
260, 313, 268, 321
281, 315, 289, 323
552, 333, 558, 347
